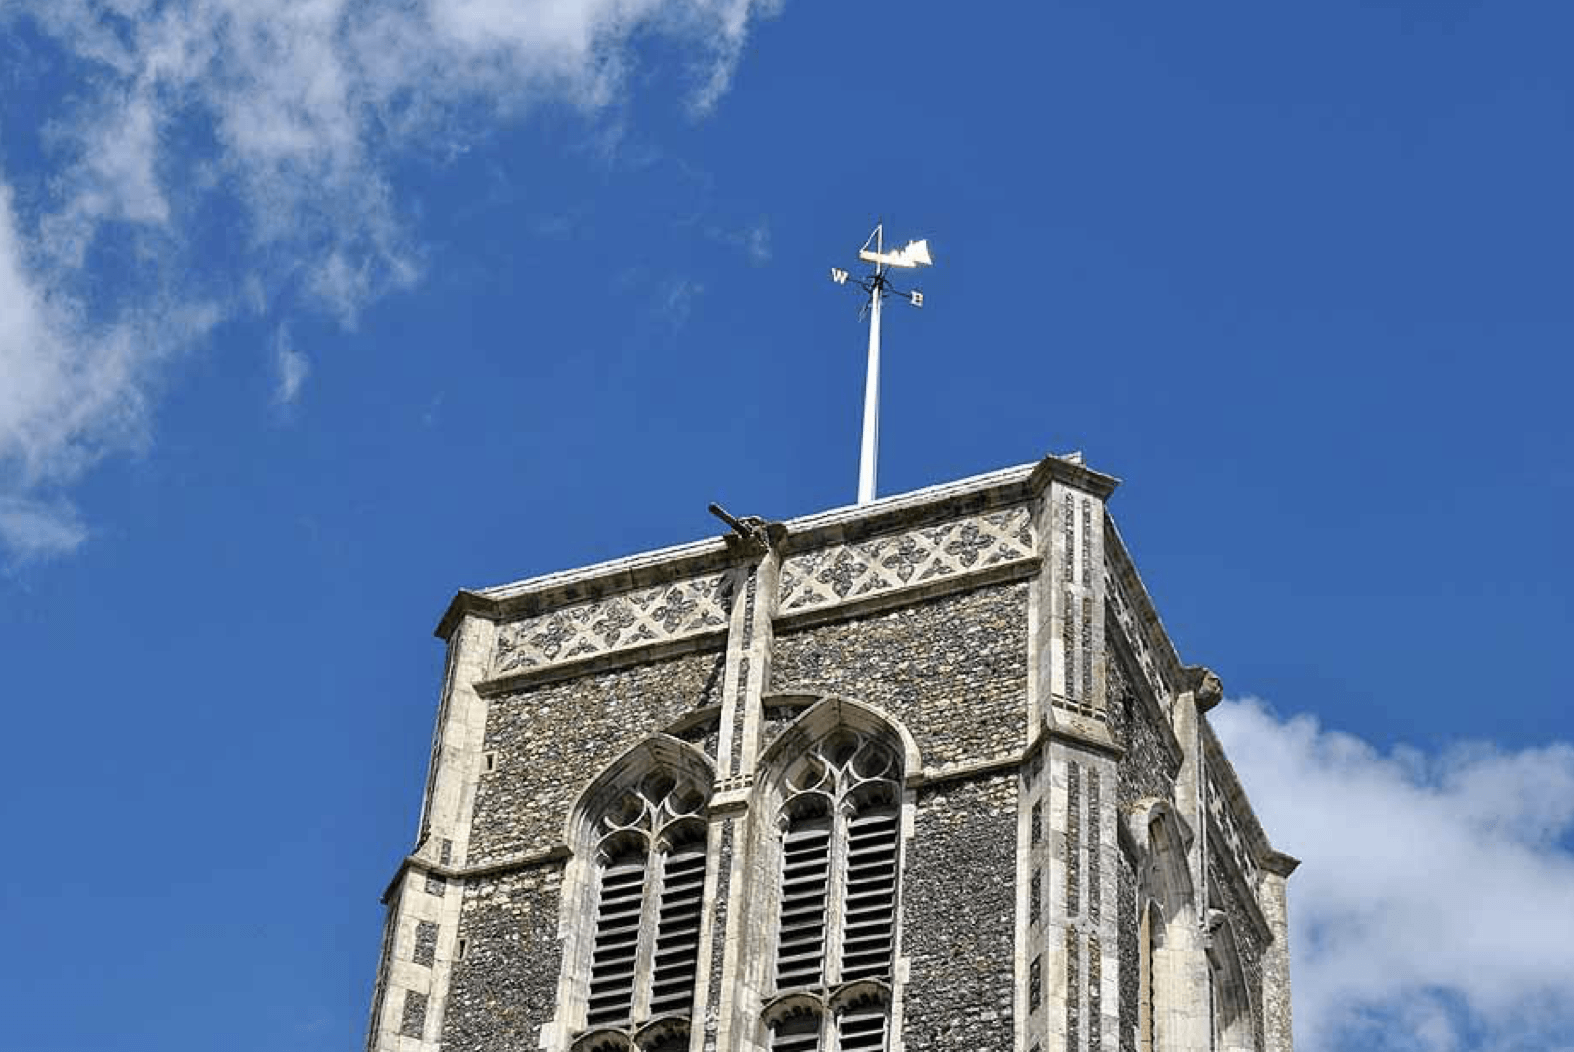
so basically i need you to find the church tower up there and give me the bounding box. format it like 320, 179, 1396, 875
363, 454, 1298, 1052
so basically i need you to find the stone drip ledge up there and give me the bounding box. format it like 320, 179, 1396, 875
381, 846, 572, 905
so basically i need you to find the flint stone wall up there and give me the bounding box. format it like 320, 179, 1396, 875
1107, 644, 1179, 809
441, 864, 566, 1052
770, 581, 1030, 767
902, 774, 1018, 1052
468, 648, 727, 864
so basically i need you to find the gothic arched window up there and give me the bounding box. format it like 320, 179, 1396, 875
555, 737, 715, 1051
1120, 798, 1198, 1052
773, 731, 901, 990
758, 703, 911, 1052
1206, 911, 1256, 1052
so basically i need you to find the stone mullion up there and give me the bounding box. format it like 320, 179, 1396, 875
823, 798, 854, 987
630, 846, 666, 1023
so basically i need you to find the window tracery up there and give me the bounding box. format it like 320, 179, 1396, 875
763, 723, 905, 1052
559, 738, 714, 1052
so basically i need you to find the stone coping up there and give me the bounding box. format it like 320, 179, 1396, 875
434, 454, 1118, 639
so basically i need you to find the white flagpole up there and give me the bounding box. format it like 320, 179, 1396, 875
858, 236, 884, 505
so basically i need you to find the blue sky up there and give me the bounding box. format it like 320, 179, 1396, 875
1, 2, 1570, 1050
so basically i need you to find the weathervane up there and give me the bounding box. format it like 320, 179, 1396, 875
830, 222, 933, 505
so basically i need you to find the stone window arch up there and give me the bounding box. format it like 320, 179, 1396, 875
550, 736, 715, 1052
753, 697, 919, 1052
1121, 799, 1199, 1052
1206, 912, 1256, 1052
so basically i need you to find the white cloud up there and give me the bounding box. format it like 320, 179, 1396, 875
0, 171, 216, 562
0, 0, 780, 560
273, 326, 309, 406
0, 495, 88, 559
1211, 699, 1574, 1052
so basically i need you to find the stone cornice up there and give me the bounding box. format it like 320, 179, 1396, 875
435, 454, 1118, 639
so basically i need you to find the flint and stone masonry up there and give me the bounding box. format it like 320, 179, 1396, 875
365, 455, 1298, 1052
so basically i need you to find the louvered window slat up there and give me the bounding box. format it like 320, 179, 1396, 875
838, 1006, 886, 1052
648, 843, 707, 1016
586, 858, 646, 1025
775, 818, 831, 988
839, 809, 898, 982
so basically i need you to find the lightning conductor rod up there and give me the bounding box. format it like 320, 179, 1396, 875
830, 222, 933, 505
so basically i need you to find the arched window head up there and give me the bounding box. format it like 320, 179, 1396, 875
564, 737, 714, 1040
762, 984, 892, 1052
1206, 910, 1255, 1052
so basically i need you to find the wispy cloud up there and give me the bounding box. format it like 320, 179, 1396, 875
709, 217, 772, 265
1211, 699, 1574, 1052
0, 495, 88, 560
659, 275, 704, 330
0, 0, 781, 560
273, 326, 309, 407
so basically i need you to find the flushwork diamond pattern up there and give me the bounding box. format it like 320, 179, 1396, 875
492, 574, 732, 674
778, 506, 1034, 614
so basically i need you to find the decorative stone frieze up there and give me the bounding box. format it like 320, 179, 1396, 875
492, 574, 733, 674
778, 506, 1034, 615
